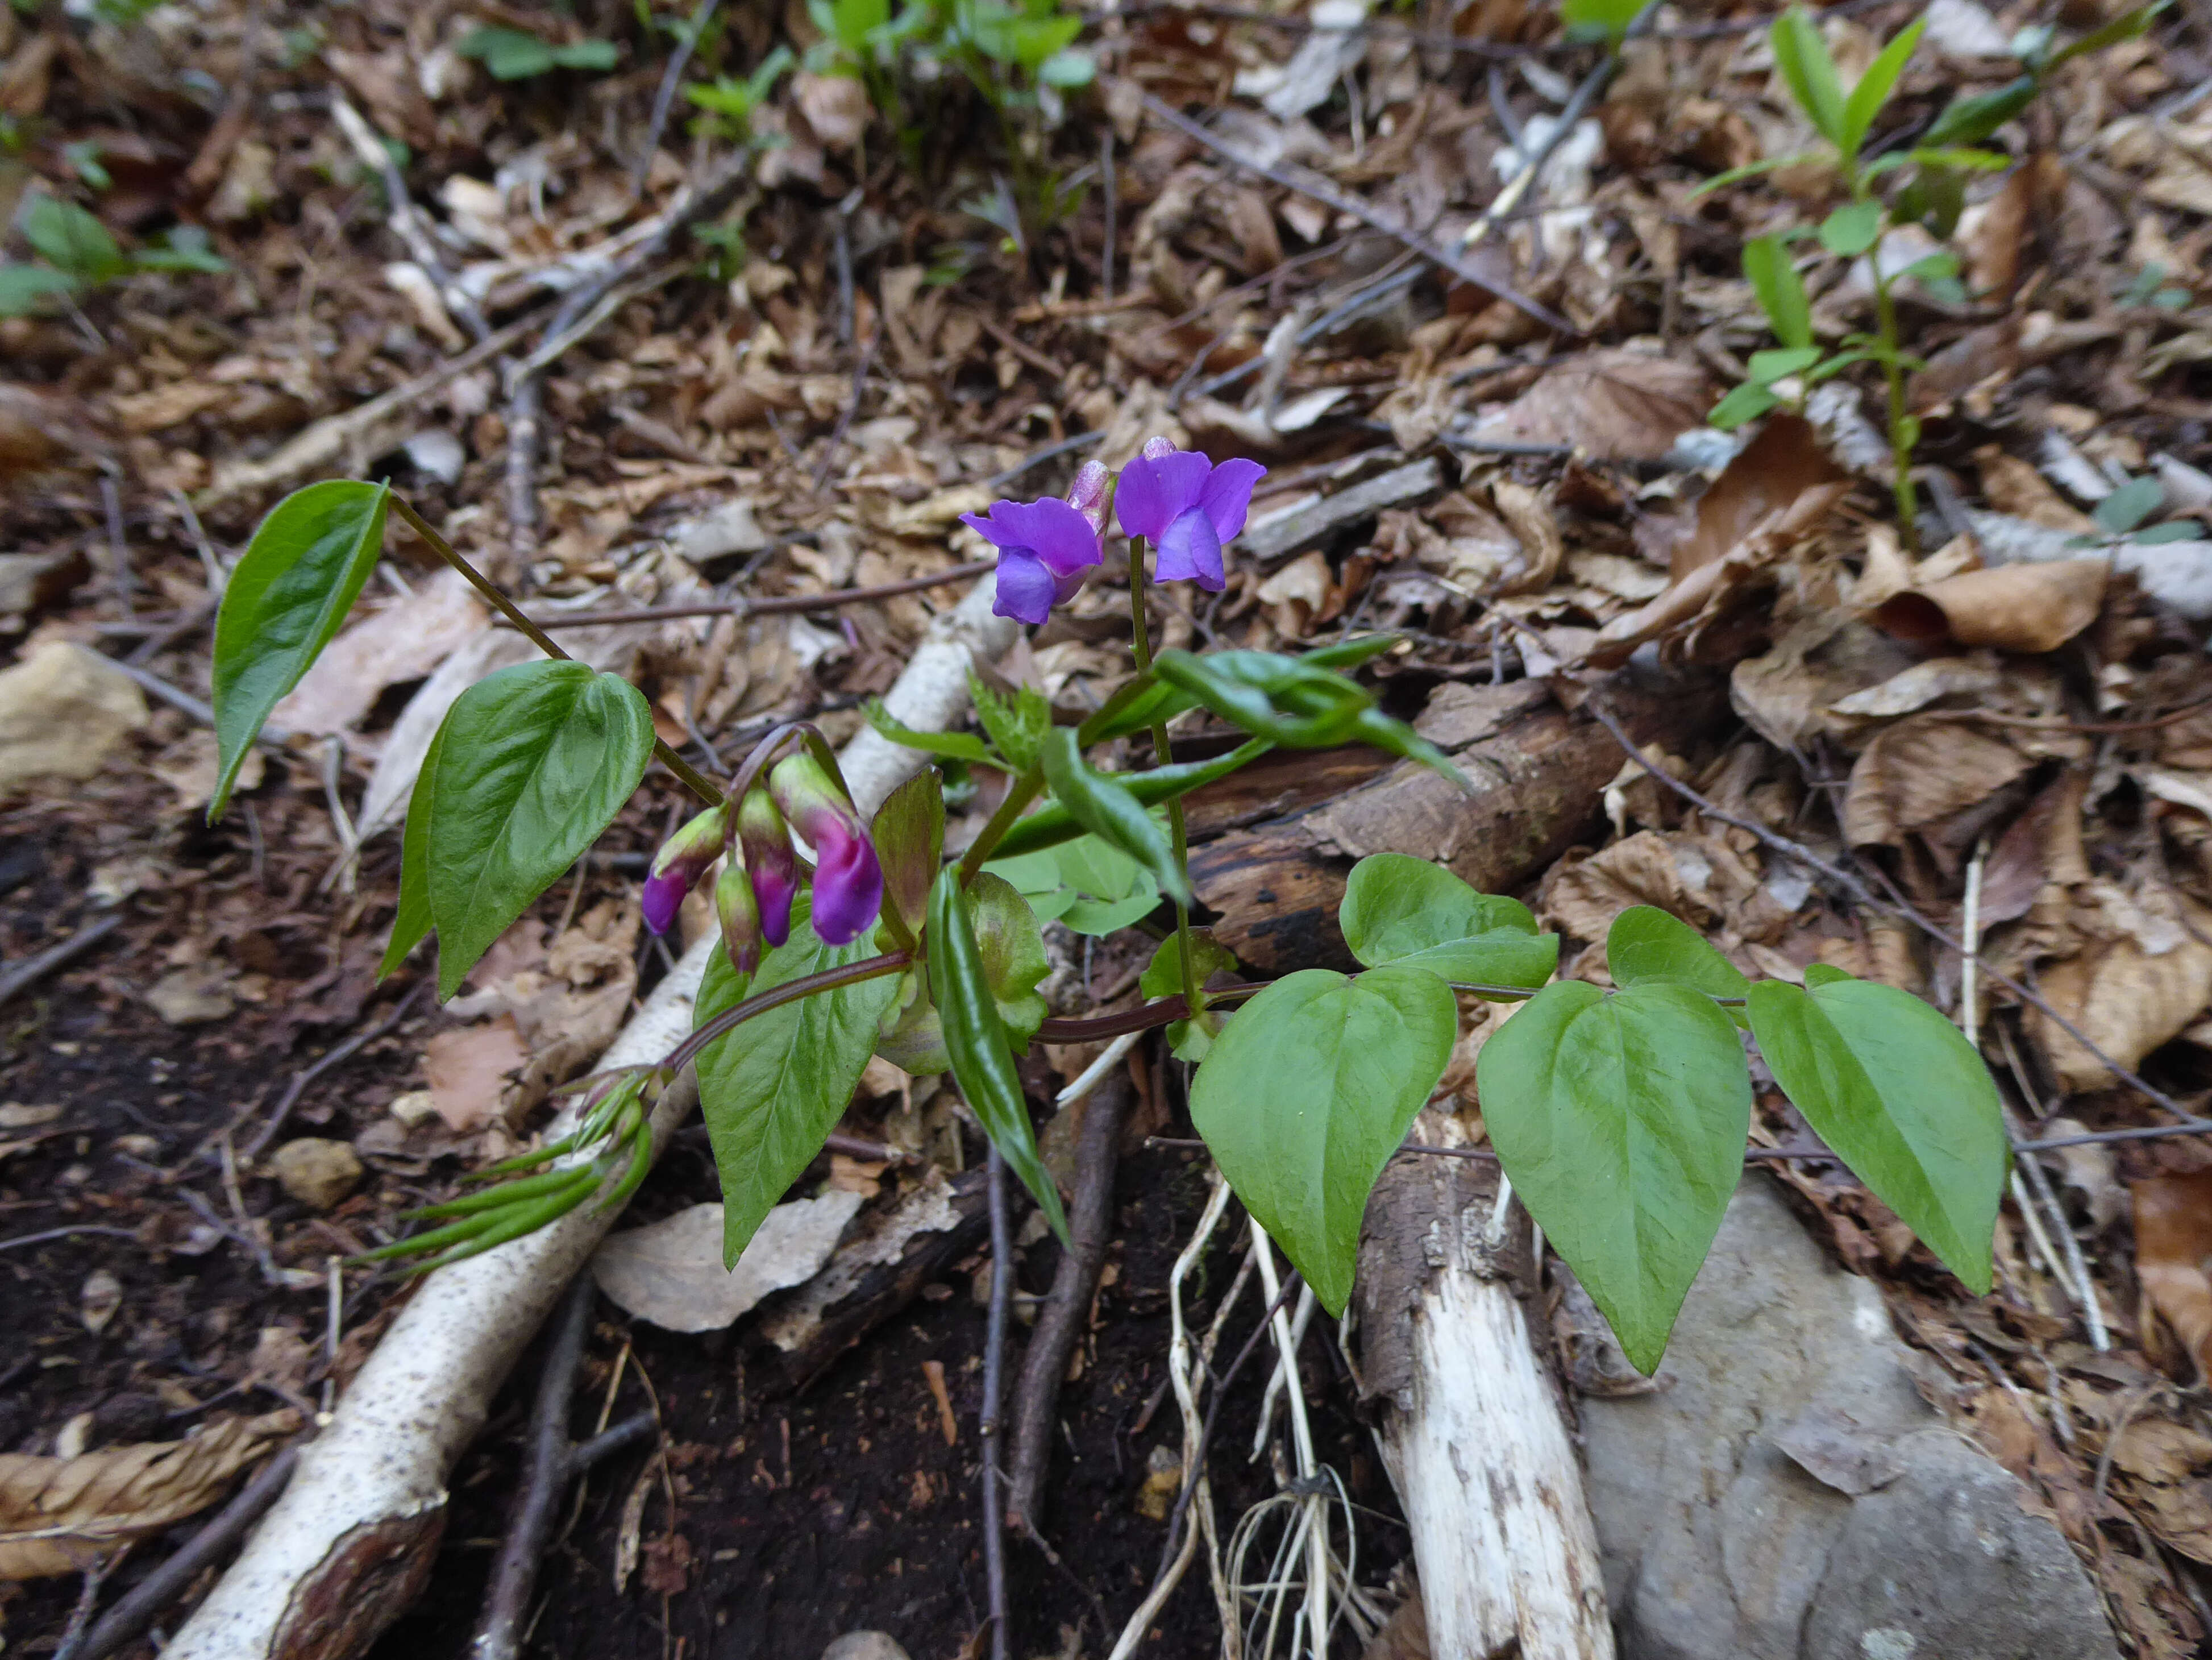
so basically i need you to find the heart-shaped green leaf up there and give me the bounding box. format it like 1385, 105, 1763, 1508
1477, 980, 1751, 1373
209, 480, 389, 820
1607, 906, 1749, 1023
696, 897, 905, 1267
1339, 853, 1559, 992
1747, 966, 2006, 1292
426, 659, 654, 998
1191, 965, 1457, 1314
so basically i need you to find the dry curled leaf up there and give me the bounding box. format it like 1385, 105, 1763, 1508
2133, 1173, 2212, 1381
2031, 920, 2212, 1098
1874, 560, 2107, 656
0, 1411, 298, 1579
1666, 414, 1848, 583
1840, 715, 2031, 848
1465, 349, 1710, 463
590, 1194, 863, 1333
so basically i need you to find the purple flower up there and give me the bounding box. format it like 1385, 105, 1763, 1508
642, 803, 727, 935
739, 788, 799, 949
1114, 438, 1266, 592
768, 754, 883, 946
962, 467, 1107, 626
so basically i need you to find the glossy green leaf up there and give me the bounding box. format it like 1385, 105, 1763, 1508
872, 766, 944, 941
1771, 7, 1848, 148
1839, 15, 1923, 160
1477, 980, 1751, 1372
1606, 905, 1749, 1011
1039, 728, 1188, 906
1141, 928, 1238, 1060
967, 872, 1050, 1047
1923, 77, 2035, 147
1743, 235, 1813, 351
1338, 853, 1557, 992
380, 721, 443, 980
426, 660, 655, 998
1191, 966, 1457, 1314
928, 867, 1068, 1239
696, 898, 906, 1267
991, 738, 1269, 861
1818, 199, 1883, 256
1747, 966, 2006, 1292
984, 833, 1159, 936
209, 480, 391, 821
864, 696, 1005, 769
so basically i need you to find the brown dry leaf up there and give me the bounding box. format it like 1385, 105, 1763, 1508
1490, 480, 1563, 596
0, 1411, 298, 1578
1668, 414, 1848, 583
1974, 445, 2099, 534
1360, 1590, 1430, 1660
792, 71, 869, 151
1465, 350, 1710, 462
421, 1016, 528, 1131
2132, 1173, 2212, 1380
446, 902, 643, 1118
2032, 923, 2212, 1097
590, 1195, 863, 1333
272, 569, 488, 737
1873, 560, 2106, 655
1541, 829, 1720, 947
1840, 716, 2031, 847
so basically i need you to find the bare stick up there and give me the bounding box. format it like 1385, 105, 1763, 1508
1008, 1071, 1133, 1533
0, 914, 120, 1009
71, 1446, 301, 1660
473, 1274, 596, 1660
981, 1148, 1013, 1660
567, 1411, 655, 1476
633, 0, 723, 194
243, 981, 429, 1160
1588, 702, 2207, 1122
522, 561, 996, 630
1100, 128, 1117, 304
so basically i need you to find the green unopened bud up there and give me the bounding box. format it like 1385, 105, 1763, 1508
716, 857, 762, 975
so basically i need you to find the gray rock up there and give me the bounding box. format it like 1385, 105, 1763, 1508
1579, 1176, 2119, 1660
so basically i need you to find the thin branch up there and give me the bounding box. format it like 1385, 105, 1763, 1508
0, 1226, 142, 1254
244, 981, 427, 1160
1587, 702, 2209, 1124
0, 915, 121, 1009
634, 0, 722, 194
981, 1148, 1013, 1660
568, 1410, 656, 1476
520, 561, 996, 631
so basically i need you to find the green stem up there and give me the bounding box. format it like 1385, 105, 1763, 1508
1128, 540, 1201, 1016
957, 766, 1046, 887
1870, 271, 1919, 551
390, 495, 725, 808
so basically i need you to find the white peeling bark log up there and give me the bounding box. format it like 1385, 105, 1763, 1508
167, 576, 1013, 1660
1354, 1118, 1614, 1660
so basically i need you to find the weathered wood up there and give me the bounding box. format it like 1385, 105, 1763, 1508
1356, 1125, 1614, 1660
1187, 666, 1728, 971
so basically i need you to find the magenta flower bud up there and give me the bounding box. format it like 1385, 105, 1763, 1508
768, 753, 883, 946
1115, 439, 1267, 592
739, 788, 799, 949
642, 803, 727, 935
716, 858, 763, 976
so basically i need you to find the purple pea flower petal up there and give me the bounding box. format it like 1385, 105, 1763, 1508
1153, 508, 1225, 590
962, 495, 1104, 626
1113, 448, 1212, 542
1196, 457, 1266, 542
641, 870, 688, 936
808, 820, 885, 946
641, 803, 728, 935
989, 549, 1059, 627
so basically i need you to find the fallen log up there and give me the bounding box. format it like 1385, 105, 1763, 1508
1355, 1120, 1613, 1659
163, 579, 1018, 1660
1188, 664, 1729, 971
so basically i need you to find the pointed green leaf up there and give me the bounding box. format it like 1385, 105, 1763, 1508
1039, 727, 1188, 906
1607, 906, 1749, 1016
1191, 966, 1457, 1314
1747, 346, 1824, 385
2096, 475, 2164, 535
928, 866, 1068, 1240
872, 765, 945, 940
426, 660, 654, 998
1746, 968, 2006, 1292
1840, 15, 1924, 160
380, 722, 443, 981
1818, 199, 1884, 256
1141, 928, 1238, 1060
1771, 7, 1848, 147
1477, 980, 1751, 1372
696, 897, 905, 1267
1710, 381, 1782, 430
209, 480, 390, 820
864, 696, 1005, 769
1338, 853, 1558, 992
1743, 235, 1814, 351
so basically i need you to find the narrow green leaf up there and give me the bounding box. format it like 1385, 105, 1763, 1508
1191, 966, 1457, 1314
22, 197, 126, 284
209, 480, 391, 821
1710, 381, 1782, 430
1338, 853, 1558, 991
1038, 728, 1188, 906
696, 899, 905, 1267
928, 867, 1068, 1240
1818, 199, 1884, 256
990, 738, 1270, 861
2047, 0, 2165, 69
1743, 235, 1814, 351
864, 696, 1005, 769
2131, 521, 2205, 544
1689, 152, 1814, 199
1747, 968, 2006, 1290
1839, 15, 1924, 160
1477, 981, 1751, 1372
872, 765, 945, 941
1770, 7, 1848, 147
2096, 475, 2164, 535
426, 660, 655, 998
1747, 346, 1823, 385
1606, 906, 1749, 1005
380, 721, 443, 981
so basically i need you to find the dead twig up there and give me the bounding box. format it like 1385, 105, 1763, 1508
634, 0, 722, 194
475, 1274, 598, 1660
981, 1147, 1014, 1660
70, 1445, 301, 1660
0, 914, 122, 1009
521, 561, 997, 630
242, 981, 429, 1160
1008, 1070, 1134, 1534
1587, 701, 2211, 1125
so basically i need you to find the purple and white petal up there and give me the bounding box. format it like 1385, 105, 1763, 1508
959, 506, 1028, 549
990, 549, 1058, 625
1115, 447, 1211, 541
809, 824, 884, 945
1153, 507, 1225, 590
985, 497, 1100, 576
1196, 457, 1267, 543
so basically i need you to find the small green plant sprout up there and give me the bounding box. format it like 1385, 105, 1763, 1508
684, 44, 795, 144
1558, 0, 1653, 48
1919, 1, 2166, 151
459, 25, 621, 81
0, 195, 227, 318
2119, 261, 2194, 312
2068, 473, 2206, 550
